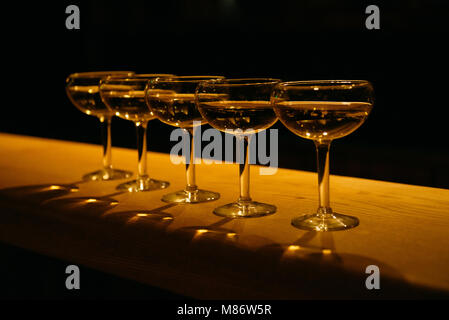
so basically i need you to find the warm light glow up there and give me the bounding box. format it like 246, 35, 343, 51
137, 213, 148, 217
86, 198, 97, 203
196, 229, 209, 235
49, 185, 63, 190
322, 249, 332, 255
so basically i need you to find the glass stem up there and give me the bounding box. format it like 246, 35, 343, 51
185, 128, 198, 192
315, 140, 332, 216
238, 136, 251, 202
100, 115, 112, 171
136, 121, 148, 180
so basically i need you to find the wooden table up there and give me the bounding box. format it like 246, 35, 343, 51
0, 133, 448, 299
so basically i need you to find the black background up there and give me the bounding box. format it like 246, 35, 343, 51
2, 0, 449, 188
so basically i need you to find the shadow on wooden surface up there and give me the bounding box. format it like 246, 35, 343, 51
1, 173, 448, 299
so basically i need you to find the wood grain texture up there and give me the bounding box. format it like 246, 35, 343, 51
0, 133, 448, 299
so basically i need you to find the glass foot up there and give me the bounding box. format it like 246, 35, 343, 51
117, 177, 169, 192
82, 168, 133, 181
291, 212, 359, 231
161, 189, 220, 204
213, 201, 276, 218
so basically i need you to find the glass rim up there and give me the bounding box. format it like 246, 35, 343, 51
276, 80, 372, 87
199, 78, 281, 87
67, 71, 135, 79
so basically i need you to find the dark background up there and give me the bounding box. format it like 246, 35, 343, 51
1, 0, 448, 301
2, 0, 449, 188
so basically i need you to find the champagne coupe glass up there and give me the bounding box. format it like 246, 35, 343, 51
66, 71, 134, 181
272, 80, 374, 231
145, 76, 224, 203
99, 74, 173, 192
196, 78, 280, 218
